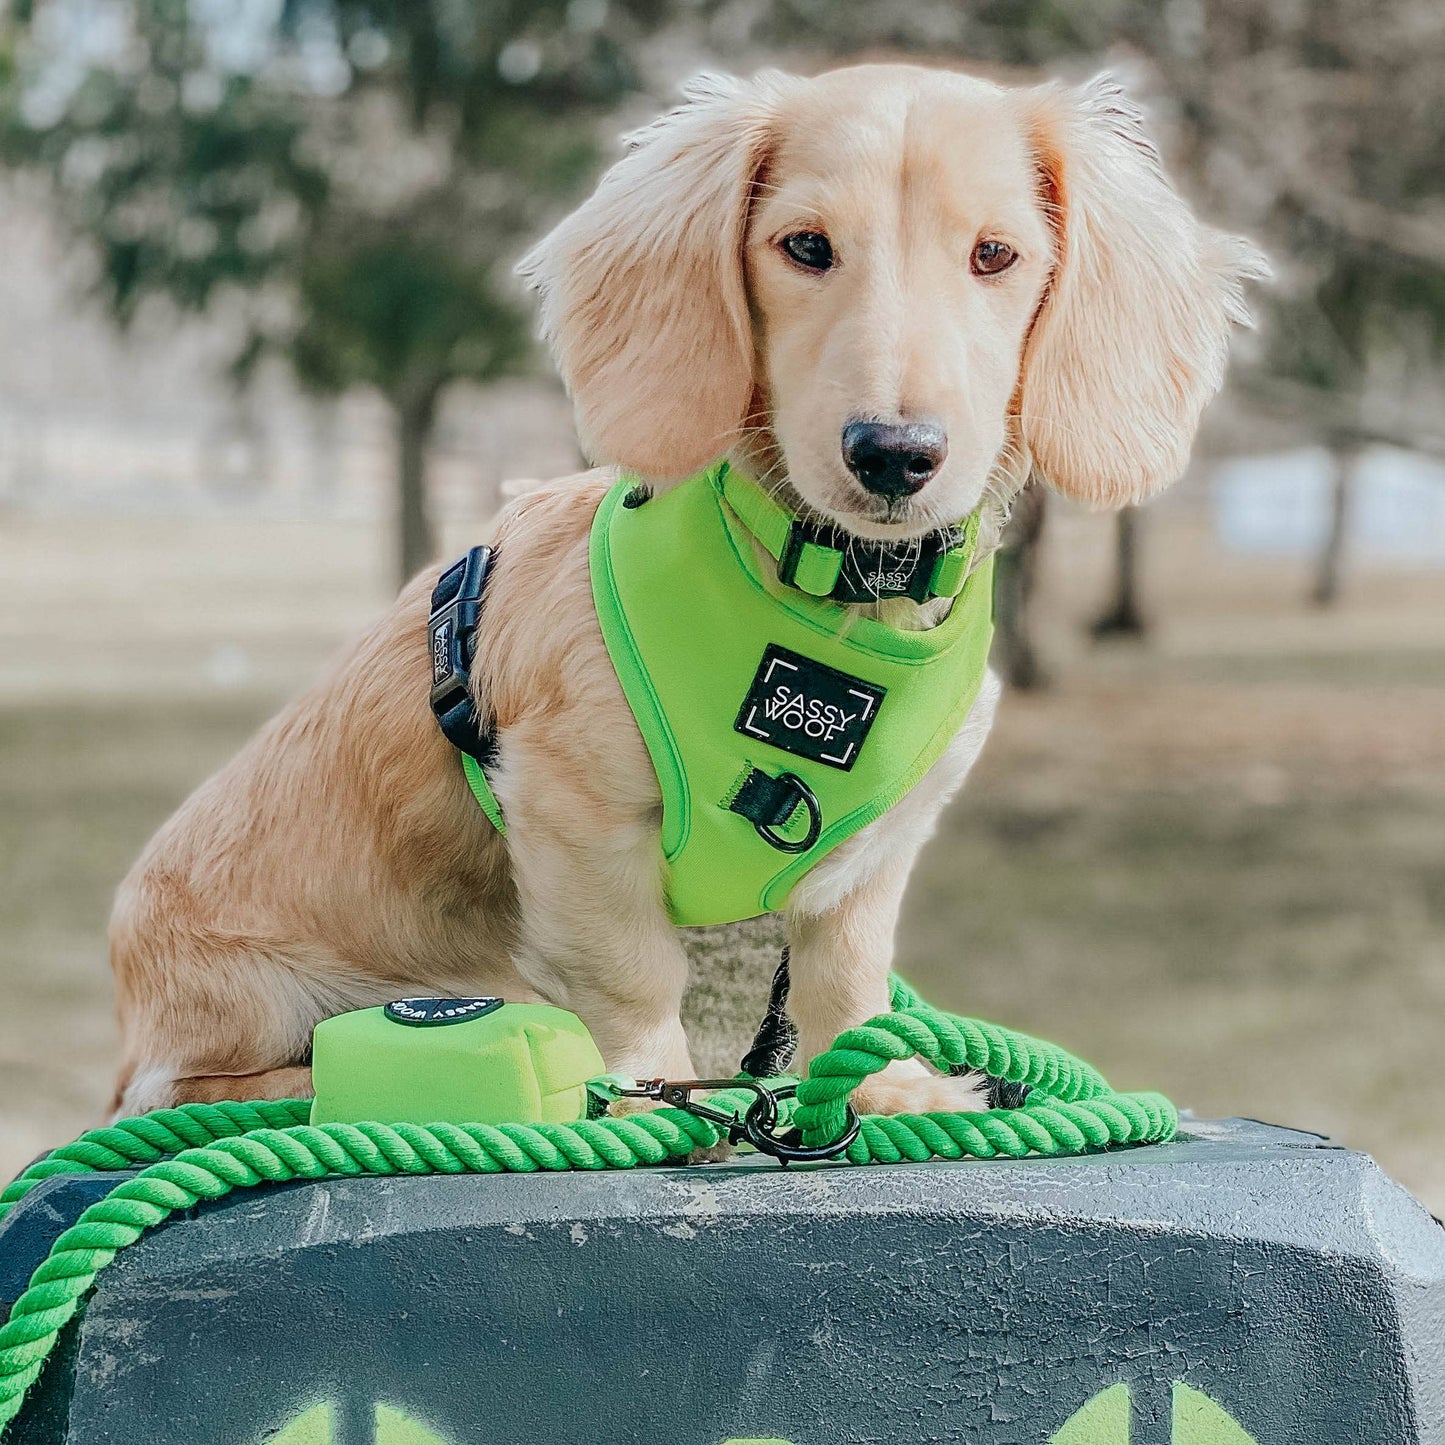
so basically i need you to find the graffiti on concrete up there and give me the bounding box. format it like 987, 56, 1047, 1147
265, 1381, 1259, 1445
269, 1401, 451, 1443
1052, 1382, 1260, 1444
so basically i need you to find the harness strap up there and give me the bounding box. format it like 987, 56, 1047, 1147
428, 547, 506, 834
720, 465, 980, 604
435, 465, 985, 846
461, 752, 506, 835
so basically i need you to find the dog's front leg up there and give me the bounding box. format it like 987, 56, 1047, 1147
786, 857, 988, 1118
505, 806, 736, 1159
784, 674, 1001, 1117
500, 771, 695, 1084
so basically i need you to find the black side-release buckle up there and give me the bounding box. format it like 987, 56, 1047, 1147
429, 546, 496, 764
776, 518, 956, 605
776, 521, 815, 594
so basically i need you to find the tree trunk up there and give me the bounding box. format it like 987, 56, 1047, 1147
992, 480, 1049, 690
1312, 438, 1362, 608
1090, 507, 1147, 638
394, 388, 439, 590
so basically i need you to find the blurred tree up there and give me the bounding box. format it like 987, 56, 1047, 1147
1313, 437, 1362, 608
1105, 0, 1445, 607
1089, 510, 1146, 640
0, 0, 669, 584
991, 480, 1049, 689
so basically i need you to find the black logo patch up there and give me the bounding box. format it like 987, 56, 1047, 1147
385, 997, 503, 1027
734, 645, 885, 771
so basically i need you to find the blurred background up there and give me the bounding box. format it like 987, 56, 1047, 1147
1, 1, 1443, 1204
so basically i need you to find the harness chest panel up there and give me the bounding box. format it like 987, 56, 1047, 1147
589, 464, 994, 926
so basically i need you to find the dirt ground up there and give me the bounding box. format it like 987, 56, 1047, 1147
2, 493, 1443, 1210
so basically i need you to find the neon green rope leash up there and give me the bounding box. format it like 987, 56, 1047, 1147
793, 976, 1174, 1162
0, 982, 1174, 1437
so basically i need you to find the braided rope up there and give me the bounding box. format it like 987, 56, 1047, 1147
842, 1091, 1176, 1165
793, 979, 1174, 1162
0, 982, 1174, 1437
0, 1108, 730, 1436
0, 1099, 313, 1225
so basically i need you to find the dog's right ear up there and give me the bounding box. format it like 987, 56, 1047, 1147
518, 73, 795, 483
1019, 76, 1269, 508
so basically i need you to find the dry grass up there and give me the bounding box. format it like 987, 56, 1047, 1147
2, 495, 1443, 1210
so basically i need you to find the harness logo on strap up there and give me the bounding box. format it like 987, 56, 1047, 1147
734, 644, 885, 771
431, 617, 453, 688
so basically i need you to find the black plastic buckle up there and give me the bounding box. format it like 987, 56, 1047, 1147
776, 518, 954, 605
833, 530, 948, 605
776, 520, 816, 594
428, 546, 495, 761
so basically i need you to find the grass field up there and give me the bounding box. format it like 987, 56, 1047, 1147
3, 497, 1443, 1209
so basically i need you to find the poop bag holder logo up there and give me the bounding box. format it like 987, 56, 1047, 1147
734, 645, 885, 772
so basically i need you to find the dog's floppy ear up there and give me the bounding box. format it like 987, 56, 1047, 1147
1020, 76, 1268, 508
519, 72, 793, 482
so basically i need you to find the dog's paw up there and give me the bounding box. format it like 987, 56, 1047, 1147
606, 1094, 660, 1119
848, 1058, 990, 1118
685, 1138, 735, 1166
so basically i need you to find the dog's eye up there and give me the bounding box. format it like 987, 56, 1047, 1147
971, 239, 1018, 276
780, 231, 834, 273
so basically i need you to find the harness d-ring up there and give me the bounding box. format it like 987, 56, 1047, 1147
754, 773, 822, 855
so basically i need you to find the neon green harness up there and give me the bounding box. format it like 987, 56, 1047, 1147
587, 462, 995, 925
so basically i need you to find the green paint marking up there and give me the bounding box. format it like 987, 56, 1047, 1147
266, 1401, 452, 1443
267, 1401, 333, 1444
375, 1402, 452, 1443
1052, 1382, 1262, 1444
1051, 1381, 1132, 1443
266, 1384, 1260, 1445
1172, 1382, 1260, 1444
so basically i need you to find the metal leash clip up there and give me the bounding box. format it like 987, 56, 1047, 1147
612, 1078, 861, 1166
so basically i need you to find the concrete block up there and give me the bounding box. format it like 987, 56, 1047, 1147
3, 1118, 1442, 1444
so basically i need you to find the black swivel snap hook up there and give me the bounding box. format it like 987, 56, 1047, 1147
613, 1078, 859, 1165
737, 1082, 861, 1165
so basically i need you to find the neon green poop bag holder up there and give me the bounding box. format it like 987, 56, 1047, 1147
309, 997, 606, 1127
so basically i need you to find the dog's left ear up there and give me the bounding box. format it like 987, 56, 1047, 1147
519, 72, 795, 482
1020, 76, 1269, 508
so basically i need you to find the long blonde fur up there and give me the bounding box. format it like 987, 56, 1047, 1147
111, 64, 1262, 1122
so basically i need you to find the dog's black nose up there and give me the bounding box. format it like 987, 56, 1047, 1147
841, 421, 948, 498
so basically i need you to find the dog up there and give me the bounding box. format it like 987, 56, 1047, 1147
109, 64, 1264, 1121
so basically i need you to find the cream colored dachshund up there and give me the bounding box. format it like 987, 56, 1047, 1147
109, 64, 1264, 1121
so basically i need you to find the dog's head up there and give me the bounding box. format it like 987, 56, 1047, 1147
521, 65, 1266, 538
